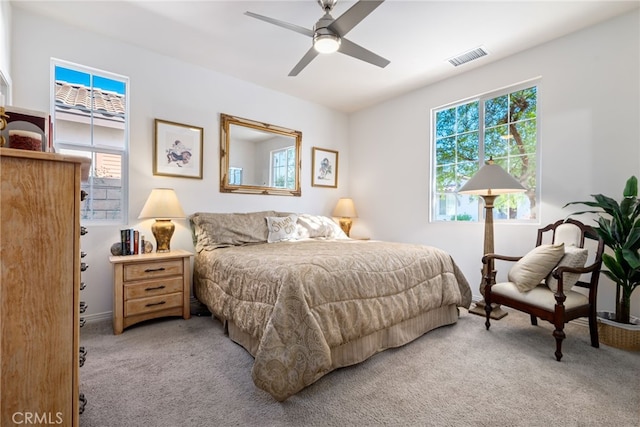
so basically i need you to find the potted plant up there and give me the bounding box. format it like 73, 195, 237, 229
564, 175, 640, 350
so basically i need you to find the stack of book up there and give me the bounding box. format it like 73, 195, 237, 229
119, 229, 146, 255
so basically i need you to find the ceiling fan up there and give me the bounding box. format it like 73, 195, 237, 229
245, 0, 390, 76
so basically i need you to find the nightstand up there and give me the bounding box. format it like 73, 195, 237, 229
109, 249, 193, 334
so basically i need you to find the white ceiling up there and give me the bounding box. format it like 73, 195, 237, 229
11, 0, 640, 113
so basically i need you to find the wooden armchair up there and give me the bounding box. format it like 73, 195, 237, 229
483, 219, 605, 361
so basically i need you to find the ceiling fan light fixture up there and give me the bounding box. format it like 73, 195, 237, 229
314, 33, 341, 54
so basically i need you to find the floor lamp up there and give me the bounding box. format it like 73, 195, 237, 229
458, 158, 525, 319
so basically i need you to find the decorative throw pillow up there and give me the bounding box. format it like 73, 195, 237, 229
507, 243, 565, 292
266, 215, 299, 243
545, 245, 588, 293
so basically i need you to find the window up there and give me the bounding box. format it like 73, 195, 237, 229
432, 83, 538, 222
271, 146, 296, 189
51, 60, 128, 223
229, 167, 243, 185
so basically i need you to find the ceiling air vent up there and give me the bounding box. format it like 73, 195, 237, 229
448, 47, 489, 67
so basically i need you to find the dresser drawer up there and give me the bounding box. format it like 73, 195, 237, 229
125, 292, 183, 316
123, 259, 183, 281
124, 277, 183, 300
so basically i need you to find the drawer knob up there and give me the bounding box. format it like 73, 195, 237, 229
145, 301, 166, 308
145, 285, 166, 292
144, 267, 166, 273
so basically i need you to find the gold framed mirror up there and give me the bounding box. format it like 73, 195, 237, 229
219, 113, 302, 196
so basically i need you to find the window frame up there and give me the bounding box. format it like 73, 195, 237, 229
430, 79, 541, 224
50, 58, 129, 225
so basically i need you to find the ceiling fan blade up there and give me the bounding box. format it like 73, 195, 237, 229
289, 48, 320, 76
328, 0, 385, 36
245, 11, 314, 38
338, 38, 390, 68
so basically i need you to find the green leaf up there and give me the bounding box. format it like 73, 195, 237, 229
621, 248, 640, 270
623, 176, 638, 198
602, 253, 628, 283
624, 226, 640, 250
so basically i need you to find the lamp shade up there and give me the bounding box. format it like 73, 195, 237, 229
138, 188, 186, 219
458, 158, 526, 196
333, 198, 358, 218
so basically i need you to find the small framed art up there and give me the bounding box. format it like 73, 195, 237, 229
154, 119, 203, 179
311, 147, 338, 188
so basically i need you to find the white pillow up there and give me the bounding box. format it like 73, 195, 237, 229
508, 243, 565, 292
545, 245, 588, 292
266, 215, 298, 243
296, 214, 348, 239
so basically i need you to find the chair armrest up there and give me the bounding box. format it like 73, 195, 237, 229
551, 260, 600, 279
482, 253, 522, 265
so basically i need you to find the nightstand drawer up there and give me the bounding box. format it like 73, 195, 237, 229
124, 277, 183, 300
125, 292, 183, 316
123, 259, 183, 281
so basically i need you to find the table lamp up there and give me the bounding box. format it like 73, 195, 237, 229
333, 198, 358, 237
138, 188, 186, 252
458, 157, 526, 319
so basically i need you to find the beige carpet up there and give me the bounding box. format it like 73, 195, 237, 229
79, 308, 639, 427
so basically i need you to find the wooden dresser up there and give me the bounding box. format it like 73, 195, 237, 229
0, 148, 90, 427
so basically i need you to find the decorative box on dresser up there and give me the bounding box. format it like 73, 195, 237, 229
109, 249, 192, 334
0, 148, 90, 427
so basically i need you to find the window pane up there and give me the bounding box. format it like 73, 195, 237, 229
53, 61, 128, 224
433, 84, 538, 222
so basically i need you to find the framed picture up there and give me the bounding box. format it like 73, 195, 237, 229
154, 119, 203, 179
312, 147, 338, 188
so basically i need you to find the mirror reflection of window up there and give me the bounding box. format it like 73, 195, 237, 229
271, 147, 295, 189
229, 167, 243, 185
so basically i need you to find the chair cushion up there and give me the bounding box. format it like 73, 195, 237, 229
507, 243, 565, 292
491, 282, 589, 311
546, 245, 589, 292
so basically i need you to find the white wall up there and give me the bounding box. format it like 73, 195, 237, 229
9, 8, 351, 318
349, 10, 640, 317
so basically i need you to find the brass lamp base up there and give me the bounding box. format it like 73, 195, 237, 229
152, 219, 175, 252
338, 218, 352, 237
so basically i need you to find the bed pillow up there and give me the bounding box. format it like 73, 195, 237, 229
189, 211, 277, 251
507, 243, 565, 293
296, 214, 348, 239
545, 245, 588, 293
266, 215, 299, 243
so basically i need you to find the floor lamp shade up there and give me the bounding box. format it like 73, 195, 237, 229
458, 158, 525, 319
332, 198, 358, 237
458, 159, 526, 196
138, 188, 186, 252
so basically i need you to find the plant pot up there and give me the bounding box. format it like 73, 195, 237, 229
597, 311, 640, 351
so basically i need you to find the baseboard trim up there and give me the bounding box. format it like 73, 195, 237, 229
83, 311, 112, 323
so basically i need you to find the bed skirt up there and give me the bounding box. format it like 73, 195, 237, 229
227, 303, 459, 371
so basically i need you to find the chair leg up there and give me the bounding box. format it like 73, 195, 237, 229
484, 301, 492, 330
530, 315, 538, 326
552, 327, 565, 361
588, 313, 600, 348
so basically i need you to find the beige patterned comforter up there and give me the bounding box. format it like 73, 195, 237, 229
194, 239, 471, 401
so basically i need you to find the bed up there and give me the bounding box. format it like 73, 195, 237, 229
190, 211, 472, 401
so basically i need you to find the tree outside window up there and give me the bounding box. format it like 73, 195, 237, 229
433, 85, 538, 222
